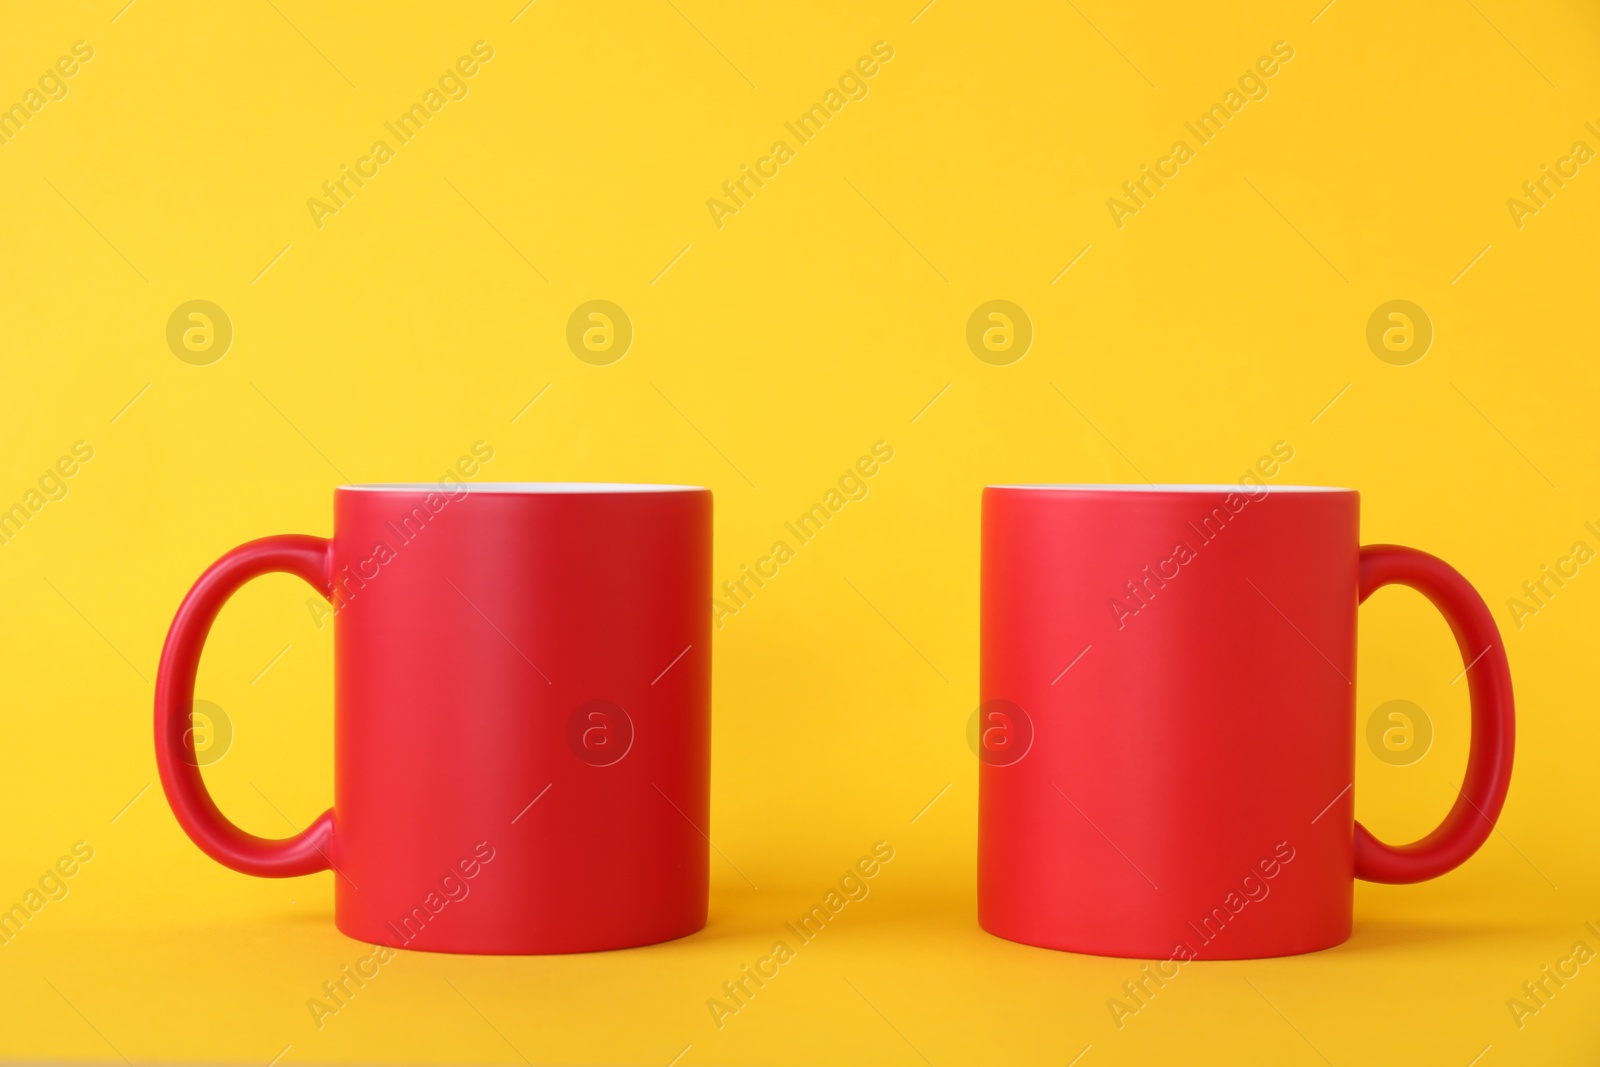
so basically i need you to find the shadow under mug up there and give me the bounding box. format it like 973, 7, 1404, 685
977, 484, 1514, 959
155, 482, 712, 954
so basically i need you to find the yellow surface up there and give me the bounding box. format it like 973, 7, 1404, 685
2, 0, 1597, 1063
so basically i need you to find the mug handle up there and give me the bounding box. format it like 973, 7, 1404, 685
1353, 545, 1515, 883
154, 534, 336, 877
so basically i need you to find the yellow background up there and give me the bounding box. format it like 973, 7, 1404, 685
2, 0, 1597, 1062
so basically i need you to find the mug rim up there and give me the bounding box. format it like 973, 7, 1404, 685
337, 482, 708, 494
985, 483, 1354, 493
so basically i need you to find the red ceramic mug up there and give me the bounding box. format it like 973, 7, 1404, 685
977, 484, 1513, 959
155, 482, 712, 954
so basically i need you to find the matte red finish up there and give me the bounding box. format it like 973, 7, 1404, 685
156, 484, 712, 954
977, 486, 1513, 959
